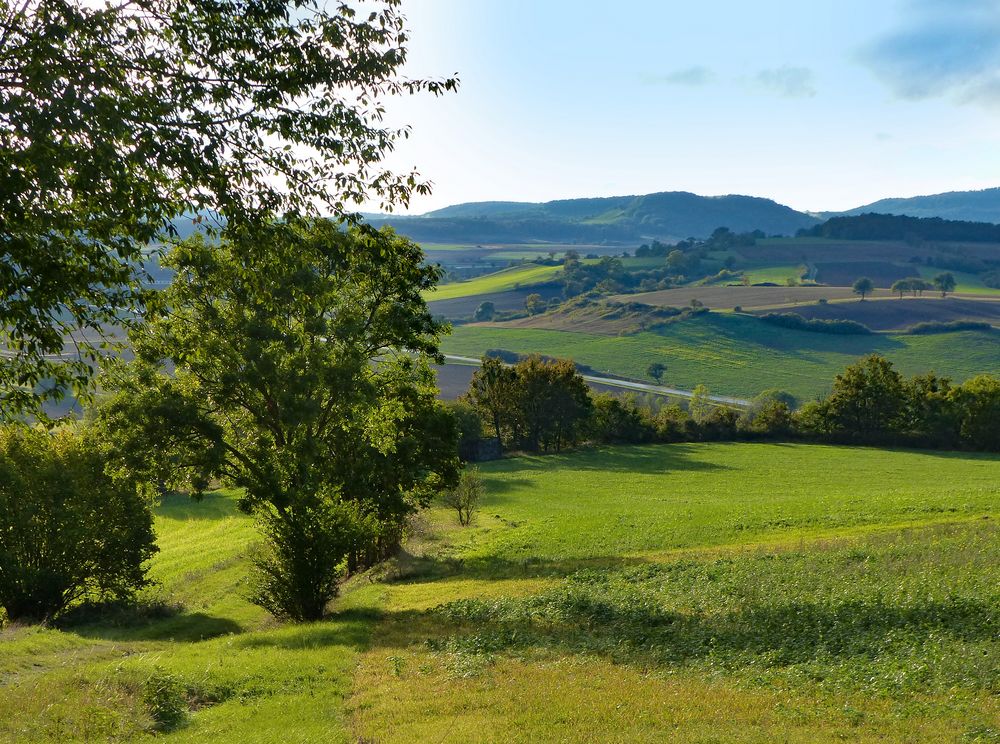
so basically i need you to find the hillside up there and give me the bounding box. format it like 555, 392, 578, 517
840, 187, 1000, 223
366, 191, 821, 245
442, 314, 1000, 401
6, 444, 998, 741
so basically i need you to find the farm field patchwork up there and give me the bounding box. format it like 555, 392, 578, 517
423, 264, 565, 301
3, 443, 998, 742
611, 285, 896, 310
751, 295, 1000, 331
443, 313, 1000, 400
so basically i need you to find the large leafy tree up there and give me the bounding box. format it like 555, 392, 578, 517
98, 221, 460, 621
0, 0, 456, 418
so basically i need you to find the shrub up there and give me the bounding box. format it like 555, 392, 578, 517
906, 320, 993, 335
248, 498, 371, 621
0, 426, 157, 623
142, 671, 188, 731
442, 467, 484, 526
759, 312, 872, 335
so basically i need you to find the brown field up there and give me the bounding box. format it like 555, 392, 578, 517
611, 285, 895, 310
750, 296, 1000, 331
813, 261, 913, 287
745, 237, 1000, 263
427, 284, 563, 318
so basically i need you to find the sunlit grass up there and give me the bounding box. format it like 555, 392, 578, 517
424, 264, 564, 301
443, 313, 999, 399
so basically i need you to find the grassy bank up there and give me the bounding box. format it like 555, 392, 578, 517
442, 313, 999, 400
2, 443, 998, 742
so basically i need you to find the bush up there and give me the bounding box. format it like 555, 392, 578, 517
248, 498, 370, 621
759, 312, 872, 335
142, 670, 188, 731
442, 467, 484, 526
0, 426, 157, 623
906, 320, 993, 335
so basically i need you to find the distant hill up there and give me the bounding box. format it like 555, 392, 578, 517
838, 188, 1000, 224
803, 212, 1000, 243
366, 191, 821, 244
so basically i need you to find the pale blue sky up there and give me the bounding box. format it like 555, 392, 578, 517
374, 0, 1000, 214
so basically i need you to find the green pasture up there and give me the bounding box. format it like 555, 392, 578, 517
424, 264, 564, 301
2, 444, 998, 741
742, 263, 808, 284
917, 266, 1000, 296
352, 443, 1000, 741
443, 313, 1000, 400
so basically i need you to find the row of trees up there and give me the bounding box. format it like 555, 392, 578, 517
890, 273, 955, 298
466, 356, 592, 453
459, 354, 1000, 456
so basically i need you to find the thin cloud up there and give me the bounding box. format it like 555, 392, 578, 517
861, 3, 1000, 106
646, 66, 715, 86
755, 66, 816, 98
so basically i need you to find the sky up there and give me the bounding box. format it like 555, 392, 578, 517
371, 0, 1000, 214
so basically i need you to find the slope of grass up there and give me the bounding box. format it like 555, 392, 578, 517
917, 266, 1000, 296
349, 443, 1000, 742
424, 264, 564, 301
0, 490, 380, 743
3, 444, 999, 742
444, 313, 999, 399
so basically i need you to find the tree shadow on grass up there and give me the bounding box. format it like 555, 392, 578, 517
365, 592, 997, 685
485, 444, 733, 476
60, 601, 243, 642
384, 550, 656, 584
232, 608, 379, 652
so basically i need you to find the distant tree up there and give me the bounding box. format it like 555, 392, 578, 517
446, 401, 484, 461
514, 356, 592, 452
525, 293, 547, 315
745, 399, 793, 435
467, 356, 519, 450
666, 250, 687, 272
852, 277, 874, 300
900, 373, 958, 446
441, 467, 484, 526
688, 384, 713, 423
825, 354, 905, 438
588, 394, 656, 444
906, 277, 931, 296
933, 272, 957, 297
474, 301, 496, 322
0, 426, 156, 622
647, 362, 667, 384
891, 279, 910, 299
951, 375, 1000, 451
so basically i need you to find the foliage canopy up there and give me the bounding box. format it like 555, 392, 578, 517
0, 0, 456, 418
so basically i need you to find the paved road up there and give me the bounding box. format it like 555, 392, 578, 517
443, 354, 750, 407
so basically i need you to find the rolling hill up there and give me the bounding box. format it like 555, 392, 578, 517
366, 191, 821, 245
837, 187, 1000, 223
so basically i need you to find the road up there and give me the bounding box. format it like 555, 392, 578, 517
442, 354, 751, 407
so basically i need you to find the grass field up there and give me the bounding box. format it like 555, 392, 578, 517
444, 313, 1000, 400
2, 444, 998, 742
753, 296, 1000, 331
424, 264, 565, 301
612, 285, 895, 310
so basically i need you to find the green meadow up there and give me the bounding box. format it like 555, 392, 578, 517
2, 443, 998, 742
422, 264, 564, 301
444, 313, 1000, 400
